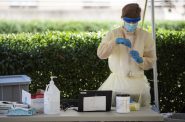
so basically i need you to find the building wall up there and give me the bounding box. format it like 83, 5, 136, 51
0, 0, 184, 20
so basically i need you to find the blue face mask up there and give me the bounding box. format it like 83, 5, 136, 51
124, 22, 138, 32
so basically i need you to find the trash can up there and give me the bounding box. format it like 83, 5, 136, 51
164, 113, 185, 122
0, 75, 31, 103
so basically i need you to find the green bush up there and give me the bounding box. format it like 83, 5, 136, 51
155, 29, 185, 112
0, 20, 184, 34
139, 21, 185, 31
0, 20, 118, 33
0, 31, 110, 98
156, 21, 185, 31
0, 30, 185, 113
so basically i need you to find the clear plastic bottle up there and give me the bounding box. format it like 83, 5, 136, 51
44, 76, 60, 114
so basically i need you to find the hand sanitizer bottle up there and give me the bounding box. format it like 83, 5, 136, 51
44, 76, 60, 114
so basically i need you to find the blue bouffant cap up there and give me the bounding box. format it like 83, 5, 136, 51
123, 17, 141, 23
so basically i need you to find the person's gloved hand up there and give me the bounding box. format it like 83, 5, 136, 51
115, 38, 131, 48
129, 50, 143, 64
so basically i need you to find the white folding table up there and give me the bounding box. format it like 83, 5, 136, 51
0, 107, 164, 122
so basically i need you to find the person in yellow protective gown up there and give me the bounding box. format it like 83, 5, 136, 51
97, 3, 157, 107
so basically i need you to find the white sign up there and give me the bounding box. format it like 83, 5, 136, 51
83, 96, 106, 111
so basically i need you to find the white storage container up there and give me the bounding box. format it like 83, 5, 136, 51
0, 75, 31, 102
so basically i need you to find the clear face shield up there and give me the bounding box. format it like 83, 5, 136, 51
123, 17, 140, 32
124, 22, 138, 32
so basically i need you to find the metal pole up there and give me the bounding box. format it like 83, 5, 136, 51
141, 0, 148, 28
151, 0, 159, 112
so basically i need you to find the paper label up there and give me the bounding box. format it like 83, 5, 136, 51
22, 90, 31, 105
83, 96, 106, 111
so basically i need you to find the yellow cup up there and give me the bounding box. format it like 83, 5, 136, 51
130, 102, 140, 111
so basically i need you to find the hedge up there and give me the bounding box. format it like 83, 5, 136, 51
0, 20, 184, 34
155, 21, 185, 31
0, 20, 117, 33
0, 30, 185, 113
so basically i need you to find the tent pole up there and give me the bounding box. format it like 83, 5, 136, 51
151, 0, 159, 112
141, 0, 148, 28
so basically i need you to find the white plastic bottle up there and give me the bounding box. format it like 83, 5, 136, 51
44, 76, 60, 114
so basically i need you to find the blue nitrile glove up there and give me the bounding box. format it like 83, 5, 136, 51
115, 38, 131, 48
129, 50, 143, 64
